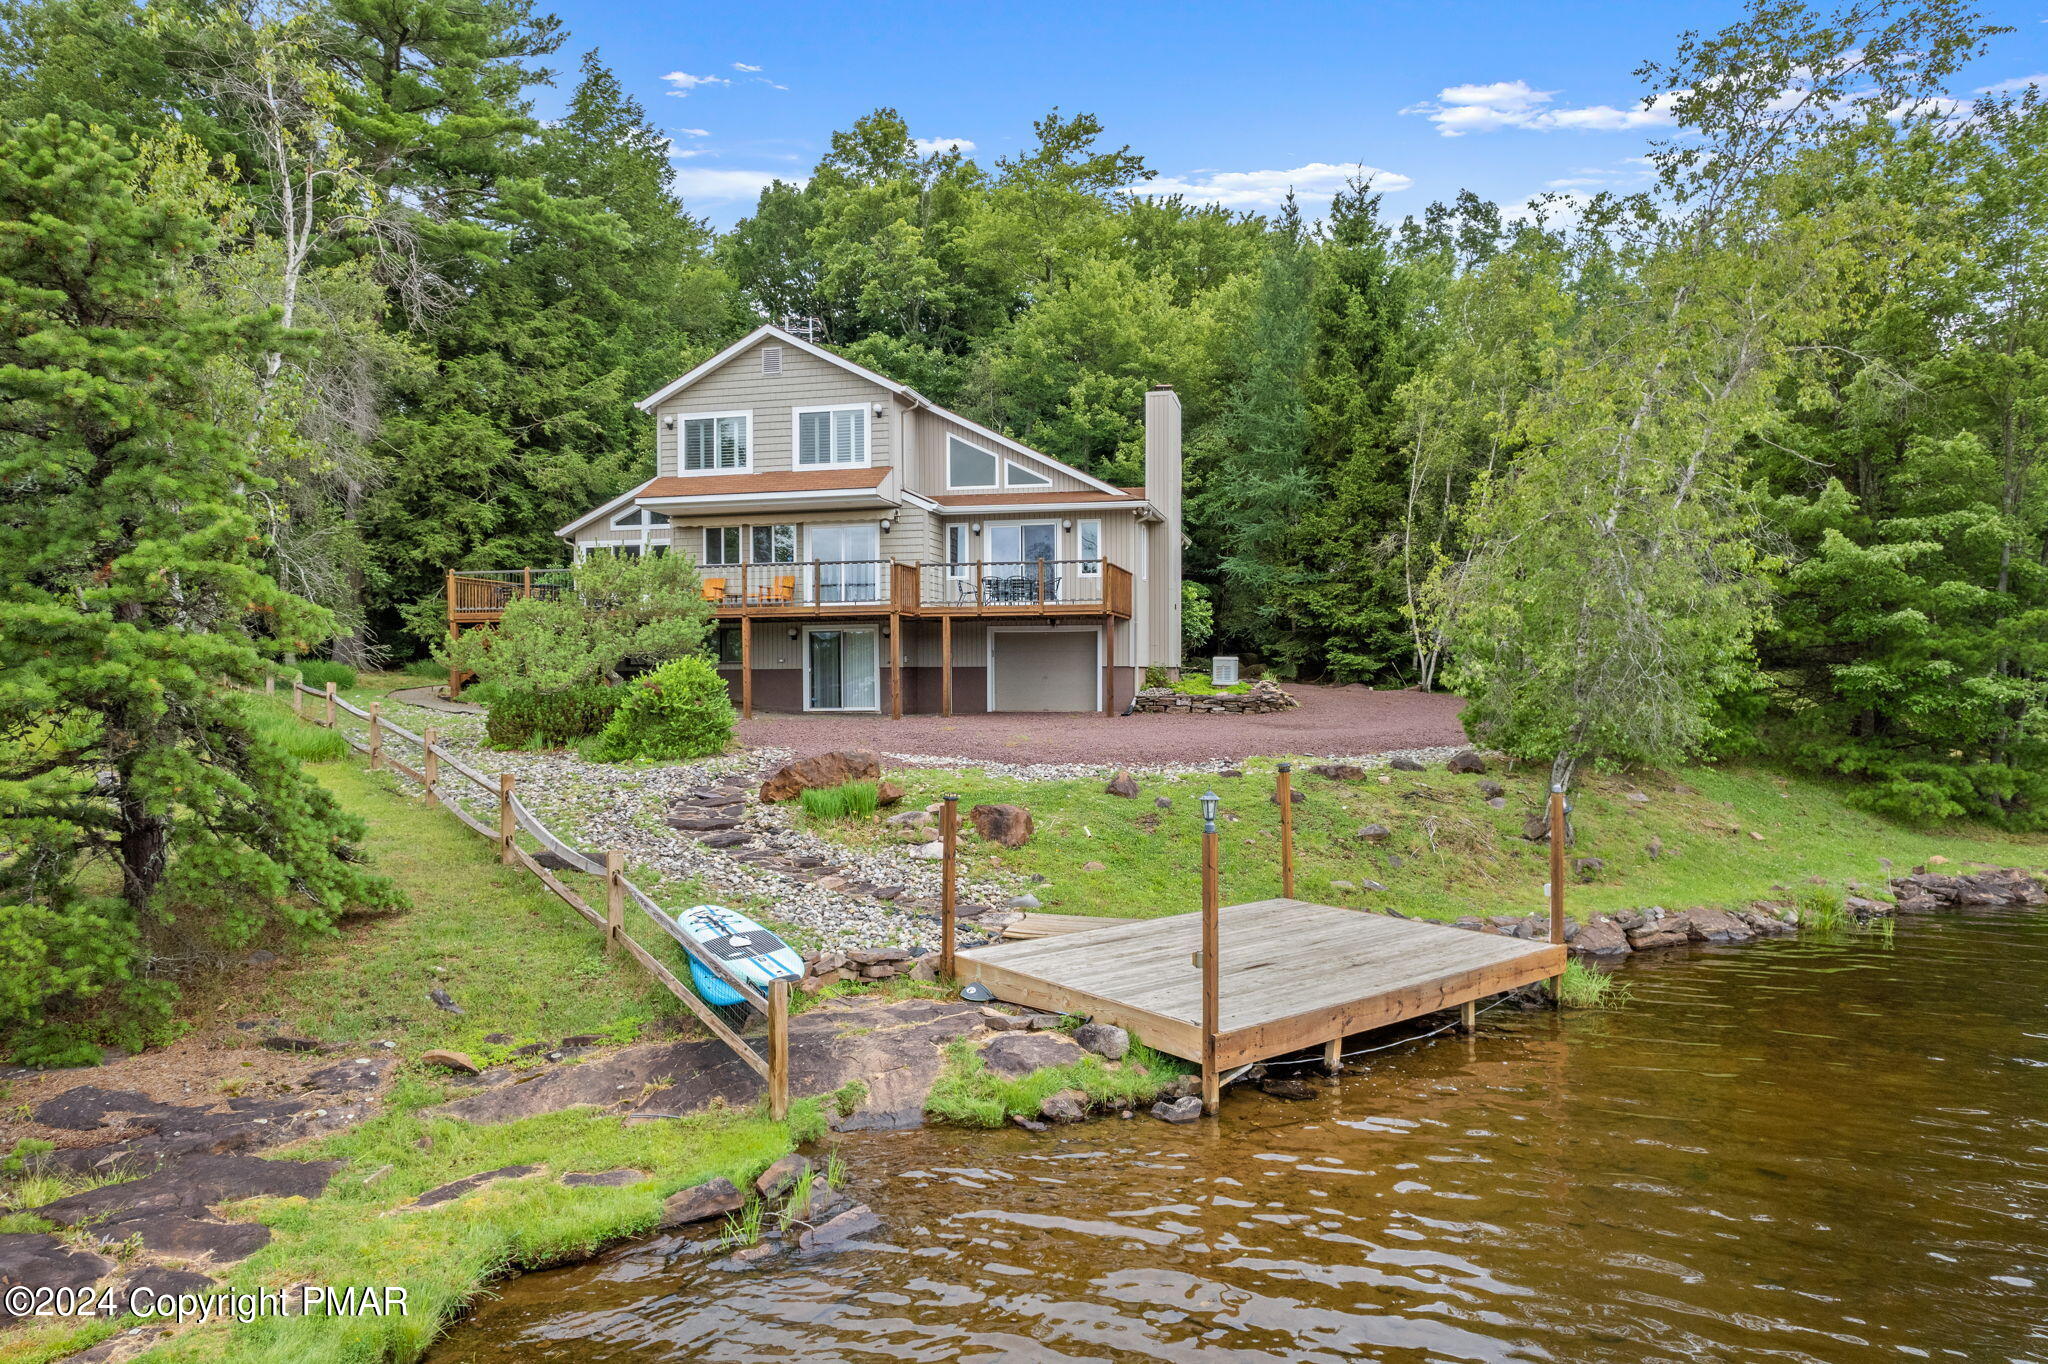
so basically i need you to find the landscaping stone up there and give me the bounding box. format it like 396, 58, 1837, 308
660, 1178, 744, 1227
848, 947, 911, 966
759, 750, 883, 802
755, 1154, 813, 1201
968, 803, 1034, 848
1007, 893, 1041, 910
1389, 756, 1426, 771
1569, 919, 1632, 956
1330, 879, 1356, 892
980, 1009, 1031, 1032
1130, 678, 1298, 715
1626, 923, 1690, 952
884, 810, 932, 828
978, 1031, 1086, 1079
1151, 1096, 1204, 1123
1039, 1088, 1091, 1123
1104, 771, 1141, 797
1072, 1022, 1129, 1061
1446, 750, 1488, 774
876, 780, 906, 806
1357, 824, 1391, 843
1671, 907, 1755, 943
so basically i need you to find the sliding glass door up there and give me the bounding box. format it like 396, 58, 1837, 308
808, 523, 881, 602
804, 627, 880, 712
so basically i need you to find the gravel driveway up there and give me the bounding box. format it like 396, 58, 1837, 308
735, 684, 1468, 767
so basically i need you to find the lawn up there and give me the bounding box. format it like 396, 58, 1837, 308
822, 759, 2048, 923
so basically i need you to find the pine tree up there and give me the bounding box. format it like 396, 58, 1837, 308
0, 118, 397, 1061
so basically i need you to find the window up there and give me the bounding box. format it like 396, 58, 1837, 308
796, 406, 868, 466
610, 507, 669, 528
945, 523, 971, 579
681, 413, 749, 472
750, 523, 797, 563
1004, 459, 1052, 488
761, 346, 782, 375
1078, 519, 1101, 575
715, 625, 744, 665
702, 526, 741, 566
947, 435, 998, 489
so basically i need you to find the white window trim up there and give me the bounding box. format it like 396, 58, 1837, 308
750, 521, 800, 564
791, 403, 873, 468
674, 409, 753, 475
609, 507, 669, 529
1003, 458, 1054, 489
700, 525, 743, 567
1077, 519, 1102, 575
801, 624, 883, 714
944, 523, 972, 580
945, 434, 1000, 490
985, 624, 1103, 713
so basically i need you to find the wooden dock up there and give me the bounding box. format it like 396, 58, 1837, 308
958, 899, 1563, 1079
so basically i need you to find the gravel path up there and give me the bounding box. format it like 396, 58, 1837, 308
734, 684, 1467, 767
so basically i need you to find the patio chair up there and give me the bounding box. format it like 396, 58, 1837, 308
700, 577, 727, 603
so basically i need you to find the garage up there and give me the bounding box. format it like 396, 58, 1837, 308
989, 628, 1099, 712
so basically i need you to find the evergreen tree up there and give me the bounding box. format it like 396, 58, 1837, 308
0, 119, 397, 1061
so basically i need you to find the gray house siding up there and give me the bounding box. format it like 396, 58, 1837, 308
654, 340, 892, 478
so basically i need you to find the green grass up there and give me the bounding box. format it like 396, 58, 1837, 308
1555, 959, 1630, 1009
817, 759, 2047, 925
1794, 883, 1849, 932
798, 780, 880, 822
1166, 671, 1251, 696
923, 1037, 1191, 1128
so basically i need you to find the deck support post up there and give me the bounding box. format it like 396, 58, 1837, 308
941, 615, 954, 717
740, 615, 753, 720
1199, 791, 1221, 1114
940, 795, 959, 978
767, 980, 790, 1121
422, 729, 440, 805
1322, 1036, 1341, 1074
1459, 999, 1478, 1033
604, 851, 625, 954
1277, 763, 1295, 899
1102, 617, 1115, 716
498, 773, 517, 865
1548, 786, 1567, 1004
445, 570, 462, 701
889, 612, 903, 719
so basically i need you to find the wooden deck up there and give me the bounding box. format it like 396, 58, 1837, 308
958, 899, 1564, 1072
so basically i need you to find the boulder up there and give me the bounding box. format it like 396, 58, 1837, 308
1626, 923, 1690, 952
1572, 857, 1606, 881
660, 1177, 745, 1227
1154, 796, 1174, 809
884, 810, 932, 829
759, 750, 883, 803
1151, 1096, 1204, 1124
1039, 1089, 1091, 1123
1445, 750, 1488, 774
1389, 756, 1426, 772
1357, 824, 1392, 843
875, 780, 906, 807
797, 1205, 880, 1253
969, 803, 1034, 848
1072, 1022, 1129, 1061
847, 947, 912, 966
419, 1049, 479, 1075
907, 841, 945, 860
1105, 771, 1141, 798
979, 1009, 1032, 1032
755, 1154, 813, 1201
979, 1031, 1086, 1079
1568, 919, 1632, 956
1671, 907, 1755, 944
1309, 764, 1365, 780
1477, 779, 1506, 799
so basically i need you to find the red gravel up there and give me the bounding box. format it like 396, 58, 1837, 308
734, 684, 1468, 767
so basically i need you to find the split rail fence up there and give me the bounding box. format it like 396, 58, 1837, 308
269, 675, 790, 1118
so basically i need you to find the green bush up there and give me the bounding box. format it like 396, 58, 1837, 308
485, 685, 622, 750
296, 660, 357, 690
800, 781, 879, 821
461, 680, 510, 708
587, 657, 735, 763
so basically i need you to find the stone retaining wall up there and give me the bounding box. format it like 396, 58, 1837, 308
1131, 679, 1298, 715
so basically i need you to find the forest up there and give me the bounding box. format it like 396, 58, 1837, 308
0, 0, 2043, 1054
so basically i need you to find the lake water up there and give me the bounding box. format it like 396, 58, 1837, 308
430, 905, 2048, 1362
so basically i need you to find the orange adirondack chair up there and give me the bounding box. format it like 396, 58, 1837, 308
700, 577, 727, 603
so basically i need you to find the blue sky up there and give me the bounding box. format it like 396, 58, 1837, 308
538, 0, 2048, 228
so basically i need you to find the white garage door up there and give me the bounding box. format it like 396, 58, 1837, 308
991, 630, 1099, 712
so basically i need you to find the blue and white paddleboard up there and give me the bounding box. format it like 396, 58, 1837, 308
676, 905, 804, 1007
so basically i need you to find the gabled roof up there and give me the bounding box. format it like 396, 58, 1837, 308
555, 476, 659, 538
633, 322, 1128, 498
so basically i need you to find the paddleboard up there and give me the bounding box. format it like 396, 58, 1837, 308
675, 904, 804, 1007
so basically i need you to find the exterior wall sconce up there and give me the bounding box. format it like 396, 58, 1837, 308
661, 416, 676, 430
880, 517, 894, 533
970, 522, 982, 535
871, 402, 885, 418
1061, 518, 1074, 531
787, 627, 799, 640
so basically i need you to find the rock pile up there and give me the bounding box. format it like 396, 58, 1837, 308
1130, 678, 1298, 715
1891, 866, 2045, 911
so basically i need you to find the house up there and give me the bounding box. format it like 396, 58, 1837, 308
448, 323, 1183, 716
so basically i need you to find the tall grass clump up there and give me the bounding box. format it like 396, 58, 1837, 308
1795, 884, 1849, 932
923, 1037, 1190, 1127
1555, 958, 1631, 1009
245, 703, 348, 762
799, 781, 880, 822
295, 659, 358, 690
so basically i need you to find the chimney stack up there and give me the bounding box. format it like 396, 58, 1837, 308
1144, 384, 1183, 668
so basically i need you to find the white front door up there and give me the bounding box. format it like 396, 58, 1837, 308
804, 627, 880, 712
808, 523, 881, 602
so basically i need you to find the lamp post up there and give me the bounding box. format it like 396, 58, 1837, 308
1200, 790, 1221, 1113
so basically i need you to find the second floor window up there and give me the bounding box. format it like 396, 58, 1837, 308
796, 407, 867, 466
682, 414, 749, 472
702, 526, 741, 566
751, 523, 797, 563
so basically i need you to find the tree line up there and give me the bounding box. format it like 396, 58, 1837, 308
0, 0, 2041, 1055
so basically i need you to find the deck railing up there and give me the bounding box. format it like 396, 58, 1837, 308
915, 559, 1112, 610
692, 559, 897, 608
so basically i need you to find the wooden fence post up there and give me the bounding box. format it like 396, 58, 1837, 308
367, 702, 382, 770
1276, 762, 1295, 899
1548, 786, 1567, 1003
768, 979, 790, 1121
940, 795, 959, 978
1199, 791, 1221, 1115
324, 682, 336, 727
499, 774, 516, 865
291, 680, 303, 717
264, 672, 275, 695
422, 729, 440, 805
605, 851, 624, 953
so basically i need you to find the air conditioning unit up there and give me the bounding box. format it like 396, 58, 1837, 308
1210, 655, 1240, 685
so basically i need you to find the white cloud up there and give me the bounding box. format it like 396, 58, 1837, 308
752, 77, 789, 90
1403, 79, 1680, 136
670, 167, 803, 201
673, 127, 710, 138
1132, 161, 1413, 210
1976, 73, 2046, 94
913, 136, 976, 156
662, 71, 730, 97
732, 62, 762, 72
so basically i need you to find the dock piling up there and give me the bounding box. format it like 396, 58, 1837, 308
1277, 763, 1295, 899
940, 795, 959, 978
1199, 790, 1221, 1114
1548, 786, 1567, 1003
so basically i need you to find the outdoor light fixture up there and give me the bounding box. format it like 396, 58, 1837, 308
1200, 791, 1220, 825
1061, 518, 1074, 531
787, 627, 799, 640
971, 522, 983, 535
880, 517, 894, 533
871, 402, 884, 418
661, 416, 676, 430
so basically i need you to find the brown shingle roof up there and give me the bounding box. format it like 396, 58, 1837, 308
640, 468, 889, 499
927, 488, 1146, 507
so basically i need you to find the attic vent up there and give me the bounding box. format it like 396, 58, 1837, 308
761, 346, 783, 376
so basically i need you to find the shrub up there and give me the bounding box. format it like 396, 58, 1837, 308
485, 685, 621, 750
800, 781, 879, 821
587, 657, 735, 762
460, 680, 510, 708
246, 705, 348, 763
296, 660, 357, 690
